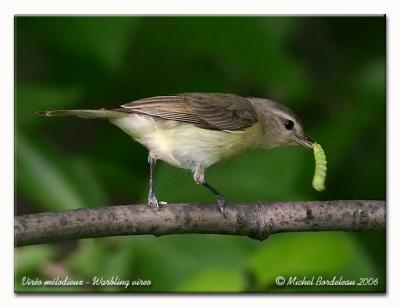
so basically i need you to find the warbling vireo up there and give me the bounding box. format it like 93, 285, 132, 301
38, 93, 314, 215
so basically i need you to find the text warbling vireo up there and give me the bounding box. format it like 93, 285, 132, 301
39, 93, 314, 214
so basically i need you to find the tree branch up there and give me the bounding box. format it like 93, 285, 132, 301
14, 200, 385, 247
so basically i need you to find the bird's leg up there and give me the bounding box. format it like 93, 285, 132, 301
193, 164, 227, 216
147, 155, 159, 208
202, 182, 228, 217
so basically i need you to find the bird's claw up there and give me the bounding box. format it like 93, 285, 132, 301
216, 195, 227, 218
147, 194, 167, 208
147, 194, 159, 208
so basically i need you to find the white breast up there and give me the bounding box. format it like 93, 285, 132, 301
111, 114, 262, 171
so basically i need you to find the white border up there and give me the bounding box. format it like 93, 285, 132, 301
6, 0, 390, 15
2, 0, 398, 306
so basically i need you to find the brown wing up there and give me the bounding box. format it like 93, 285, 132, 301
118, 93, 258, 131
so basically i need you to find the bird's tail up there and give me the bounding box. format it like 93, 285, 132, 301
36, 109, 125, 119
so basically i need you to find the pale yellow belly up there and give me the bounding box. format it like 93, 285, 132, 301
111, 114, 263, 170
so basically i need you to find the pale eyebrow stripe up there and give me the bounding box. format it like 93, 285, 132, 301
273, 109, 296, 122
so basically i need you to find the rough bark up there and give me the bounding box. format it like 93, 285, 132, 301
14, 200, 385, 247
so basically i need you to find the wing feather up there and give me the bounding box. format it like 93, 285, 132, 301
117, 93, 257, 131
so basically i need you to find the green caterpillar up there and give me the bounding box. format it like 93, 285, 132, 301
312, 142, 327, 191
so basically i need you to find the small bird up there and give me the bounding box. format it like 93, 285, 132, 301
38, 93, 313, 215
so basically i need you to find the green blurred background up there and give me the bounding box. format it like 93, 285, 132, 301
15, 16, 386, 293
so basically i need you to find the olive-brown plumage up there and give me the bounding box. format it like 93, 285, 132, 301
38, 93, 313, 215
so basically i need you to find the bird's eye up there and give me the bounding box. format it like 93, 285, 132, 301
285, 119, 294, 130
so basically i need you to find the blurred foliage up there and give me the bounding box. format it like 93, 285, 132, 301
15, 16, 385, 293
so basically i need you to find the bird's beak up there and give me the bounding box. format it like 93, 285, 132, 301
295, 135, 314, 149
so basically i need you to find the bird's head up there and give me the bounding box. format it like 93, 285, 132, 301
248, 98, 314, 149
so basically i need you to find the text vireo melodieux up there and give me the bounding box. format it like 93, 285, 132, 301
39, 93, 314, 215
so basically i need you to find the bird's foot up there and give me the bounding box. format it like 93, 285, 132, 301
148, 194, 159, 208
147, 194, 167, 208
216, 195, 227, 218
